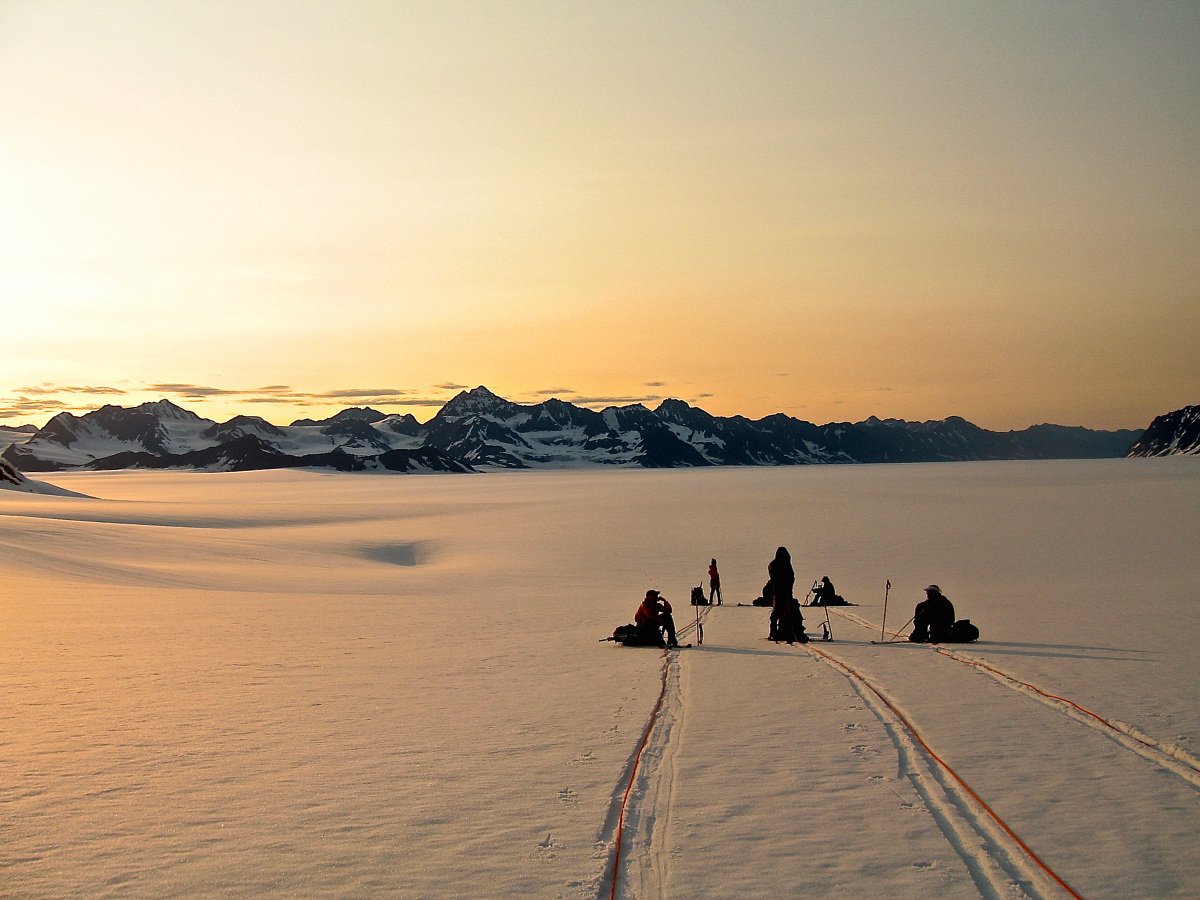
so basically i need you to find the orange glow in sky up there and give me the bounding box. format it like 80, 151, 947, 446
2, 1, 1196, 429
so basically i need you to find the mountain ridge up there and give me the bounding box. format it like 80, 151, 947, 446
1, 388, 1156, 475
1126, 405, 1200, 457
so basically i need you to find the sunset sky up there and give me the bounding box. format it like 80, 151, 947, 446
2, 1, 1196, 431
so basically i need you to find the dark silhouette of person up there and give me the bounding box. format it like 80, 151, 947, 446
768, 546, 806, 642
910, 585, 955, 643
812, 575, 838, 606
635, 589, 679, 648
708, 558, 723, 605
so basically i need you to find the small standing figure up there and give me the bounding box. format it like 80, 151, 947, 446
910, 585, 955, 643
635, 589, 679, 648
768, 546, 806, 643
708, 558, 723, 606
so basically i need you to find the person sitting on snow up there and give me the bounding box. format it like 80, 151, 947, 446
811, 575, 840, 606
635, 590, 679, 648
910, 584, 955, 643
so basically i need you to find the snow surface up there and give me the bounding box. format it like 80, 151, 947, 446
0, 462, 91, 497
1, 459, 1197, 898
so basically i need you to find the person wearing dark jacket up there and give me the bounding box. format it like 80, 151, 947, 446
812, 575, 838, 606
768, 546, 806, 642
910, 585, 955, 643
635, 589, 678, 648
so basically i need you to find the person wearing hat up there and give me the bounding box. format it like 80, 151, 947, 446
812, 575, 840, 606
910, 584, 955, 643
635, 589, 679, 648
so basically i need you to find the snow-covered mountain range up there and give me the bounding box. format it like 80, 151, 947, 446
1126, 404, 1200, 456
1, 387, 1146, 475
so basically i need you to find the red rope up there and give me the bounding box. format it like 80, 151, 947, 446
608, 650, 672, 900
934, 648, 1200, 774
807, 645, 1082, 899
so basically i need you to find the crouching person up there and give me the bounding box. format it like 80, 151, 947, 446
635, 590, 679, 648
910, 585, 955, 643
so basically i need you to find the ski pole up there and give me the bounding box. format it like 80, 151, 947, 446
885, 614, 914, 643
881, 579, 891, 643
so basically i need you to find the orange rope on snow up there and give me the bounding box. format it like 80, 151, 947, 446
608, 650, 672, 900
806, 644, 1082, 900
933, 647, 1200, 775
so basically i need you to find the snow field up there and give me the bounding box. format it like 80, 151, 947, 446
1, 459, 1197, 897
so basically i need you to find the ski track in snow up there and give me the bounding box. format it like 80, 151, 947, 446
831, 609, 1200, 791
595, 606, 709, 899
599, 602, 1086, 899
803, 643, 1071, 899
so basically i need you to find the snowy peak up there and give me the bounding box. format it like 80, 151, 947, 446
136, 399, 203, 422
1127, 405, 1200, 456
1, 458, 22, 487
437, 386, 522, 421
290, 407, 387, 427
0, 457, 90, 496
204, 416, 286, 443
376, 413, 423, 436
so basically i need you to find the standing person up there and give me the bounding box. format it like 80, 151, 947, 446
768, 546, 806, 643
707, 558, 723, 606
635, 589, 679, 648
910, 585, 955, 643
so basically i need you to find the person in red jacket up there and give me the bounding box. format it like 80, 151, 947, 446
707, 559, 723, 606
635, 589, 679, 648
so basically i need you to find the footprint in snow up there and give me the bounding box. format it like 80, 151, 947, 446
533, 833, 559, 860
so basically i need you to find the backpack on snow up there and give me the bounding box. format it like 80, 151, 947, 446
612, 623, 664, 647
690, 585, 710, 606
949, 619, 980, 643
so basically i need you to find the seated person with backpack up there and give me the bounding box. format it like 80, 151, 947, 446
811, 575, 845, 606
635, 590, 679, 648
910, 584, 955, 643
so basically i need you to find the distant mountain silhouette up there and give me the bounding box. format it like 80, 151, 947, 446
1, 387, 1148, 474
1126, 405, 1200, 456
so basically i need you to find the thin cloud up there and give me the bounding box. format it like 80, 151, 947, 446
389, 397, 453, 407
434, 382, 469, 392
321, 388, 409, 399
18, 384, 126, 396
572, 394, 663, 408
528, 387, 577, 397
0, 398, 70, 419
146, 383, 240, 398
